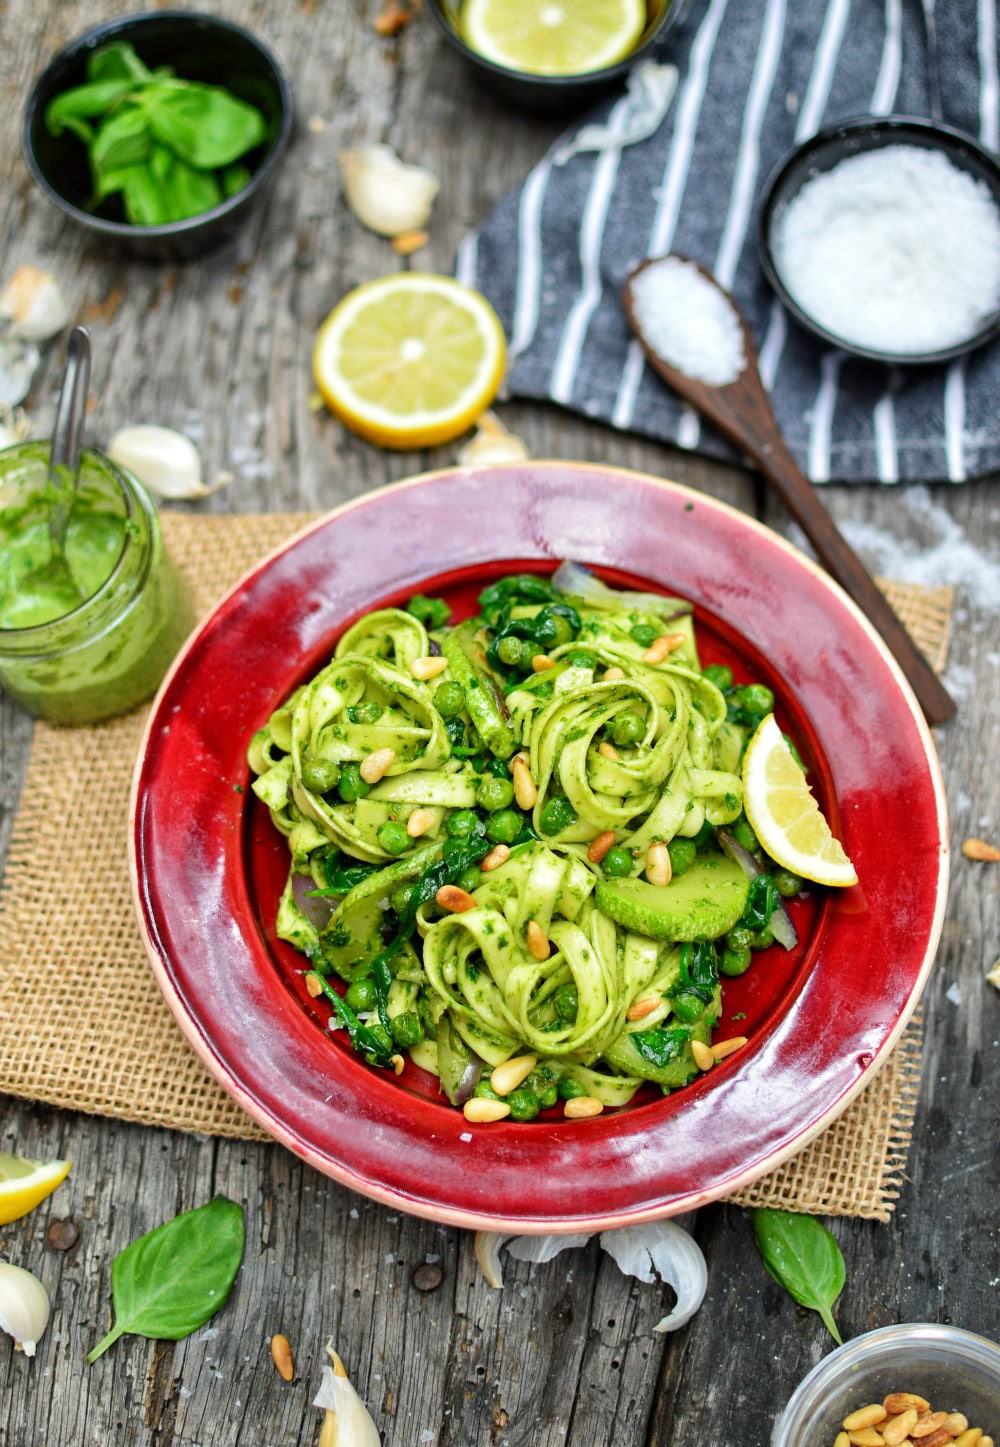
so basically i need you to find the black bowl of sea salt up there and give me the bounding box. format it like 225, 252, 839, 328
758, 115, 1000, 365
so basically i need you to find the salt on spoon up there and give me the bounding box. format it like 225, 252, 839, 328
623, 254, 956, 727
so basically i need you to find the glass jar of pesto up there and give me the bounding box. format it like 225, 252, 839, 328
0, 441, 192, 724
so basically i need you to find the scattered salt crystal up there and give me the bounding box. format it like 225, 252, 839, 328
630, 257, 746, 386
774, 145, 1000, 355
945, 982, 962, 1007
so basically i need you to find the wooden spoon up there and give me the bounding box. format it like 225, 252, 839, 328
623, 256, 955, 726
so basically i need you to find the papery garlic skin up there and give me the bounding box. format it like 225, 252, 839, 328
337, 144, 439, 237
457, 412, 529, 467
315, 1344, 381, 1446
0, 1262, 50, 1357
107, 425, 204, 500
0, 266, 69, 343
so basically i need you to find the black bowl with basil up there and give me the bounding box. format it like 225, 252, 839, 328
22, 10, 293, 260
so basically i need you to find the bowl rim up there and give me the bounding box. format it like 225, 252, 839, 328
428, 0, 687, 90
21, 7, 293, 240
757, 112, 1000, 366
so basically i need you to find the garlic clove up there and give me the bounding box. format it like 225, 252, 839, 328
0, 338, 41, 409
598, 1221, 708, 1333
0, 1261, 50, 1357
107, 424, 225, 501
0, 265, 70, 343
456, 411, 530, 467
315, 1342, 381, 1445
337, 144, 439, 238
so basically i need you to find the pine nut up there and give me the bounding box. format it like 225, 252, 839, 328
525, 920, 550, 961
490, 1054, 537, 1096
564, 1096, 603, 1119
392, 229, 428, 255
271, 1333, 294, 1382
481, 844, 511, 872
691, 1040, 714, 1071
884, 1412, 920, 1445
835, 1437, 851, 1447
645, 842, 671, 887
915, 1431, 956, 1447
712, 1035, 748, 1062
978, 1436, 994, 1447
531, 653, 555, 672
436, 884, 476, 913
844, 1408, 889, 1432
885, 1399, 931, 1418
912, 1415, 949, 1439
961, 836, 1000, 861
406, 807, 436, 837
360, 747, 396, 784
603, 666, 626, 681
588, 830, 617, 863
848, 1431, 886, 1447
643, 633, 685, 664
463, 1097, 511, 1123
626, 995, 659, 1021
411, 654, 448, 681
946, 1419, 969, 1437
304, 972, 324, 998
953, 1432, 983, 1447
598, 741, 620, 760
391, 1054, 405, 1075
511, 754, 537, 809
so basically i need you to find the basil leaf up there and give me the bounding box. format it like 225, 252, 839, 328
86, 1197, 245, 1362
91, 104, 152, 174
221, 163, 252, 198
118, 164, 168, 226
750, 1208, 845, 1345
160, 153, 223, 221
45, 79, 133, 134
145, 83, 266, 168
87, 41, 154, 84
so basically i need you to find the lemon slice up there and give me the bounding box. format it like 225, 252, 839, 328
460, 0, 646, 76
0, 1152, 71, 1225
742, 714, 858, 888
313, 274, 506, 450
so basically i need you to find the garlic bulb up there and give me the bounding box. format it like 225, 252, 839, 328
315, 1343, 381, 1446
0, 1262, 50, 1357
457, 412, 530, 467
0, 265, 69, 342
107, 425, 225, 501
337, 144, 439, 238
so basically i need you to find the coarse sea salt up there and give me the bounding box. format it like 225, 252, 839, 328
774, 144, 1000, 355
630, 256, 746, 386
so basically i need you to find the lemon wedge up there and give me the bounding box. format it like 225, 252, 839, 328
313, 274, 506, 450
742, 714, 858, 888
460, 0, 646, 77
0, 1152, 71, 1225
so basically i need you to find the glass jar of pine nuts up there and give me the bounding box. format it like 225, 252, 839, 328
772, 1325, 1000, 1447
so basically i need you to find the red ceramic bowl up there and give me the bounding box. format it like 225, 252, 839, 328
130, 463, 948, 1232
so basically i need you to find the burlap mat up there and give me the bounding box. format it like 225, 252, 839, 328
0, 512, 952, 1221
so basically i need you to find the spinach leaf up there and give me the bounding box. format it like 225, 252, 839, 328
86, 1198, 244, 1363
316, 974, 394, 1067
87, 41, 154, 84
45, 79, 133, 134
750, 1208, 845, 1345
91, 104, 152, 174
629, 1025, 690, 1069
478, 573, 555, 628
145, 83, 266, 168
678, 940, 719, 1002
741, 874, 779, 933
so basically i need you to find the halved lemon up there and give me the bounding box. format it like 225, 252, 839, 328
313, 274, 506, 450
0, 1152, 71, 1225
742, 714, 858, 888
460, 0, 646, 76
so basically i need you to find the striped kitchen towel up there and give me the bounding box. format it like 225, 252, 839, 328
458, 0, 1000, 484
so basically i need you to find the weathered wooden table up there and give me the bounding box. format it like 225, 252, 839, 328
1, 4, 998, 1444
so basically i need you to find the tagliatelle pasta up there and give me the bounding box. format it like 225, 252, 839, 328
248, 564, 805, 1121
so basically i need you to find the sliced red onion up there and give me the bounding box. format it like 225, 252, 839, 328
292, 873, 336, 931
551, 560, 690, 620
717, 829, 798, 951
453, 1057, 483, 1105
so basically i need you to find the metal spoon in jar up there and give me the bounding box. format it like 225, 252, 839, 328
46, 325, 91, 566
623, 255, 956, 726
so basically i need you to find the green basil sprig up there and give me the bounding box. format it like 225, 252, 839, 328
750, 1208, 846, 1345
45, 41, 266, 226
86, 1197, 245, 1362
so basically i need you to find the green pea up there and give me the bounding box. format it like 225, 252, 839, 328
506, 1086, 540, 1121
541, 613, 574, 648
390, 1010, 424, 1047
337, 763, 370, 803
750, 929, 774, 951
486, 809, 522, 845
703, 663, 733, 690
557, 1075, 587, 1100
377, 820, 410, 856
345, 977, 376, 1011
538, 1083, 558, 1109
496, 635, 524, 667
738, 683, 774, 718
566, 649, 597, 668
601, 845, 634, 878
457, 865, 483, 894
552, 983, 579, 1023
347, 700, 383, 725
301, 757, 340, 793
477, 775, 515, 812
630, 622, 658, 647
721, 945, 752, 977
539, 796, 577, 835
773, 868, 803, 898
610, 710, 645, 747
473, 1079, 501, 1100
667, 837, 697, 877
390, 884, 413, 916
671, 991, 703, 1023
726, 925, 755, 953
731, 816, 759, 854
434, 680, 465, 718
447, 809, 481, 839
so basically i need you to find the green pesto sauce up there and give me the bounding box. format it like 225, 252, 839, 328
0, 482, 127, 629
